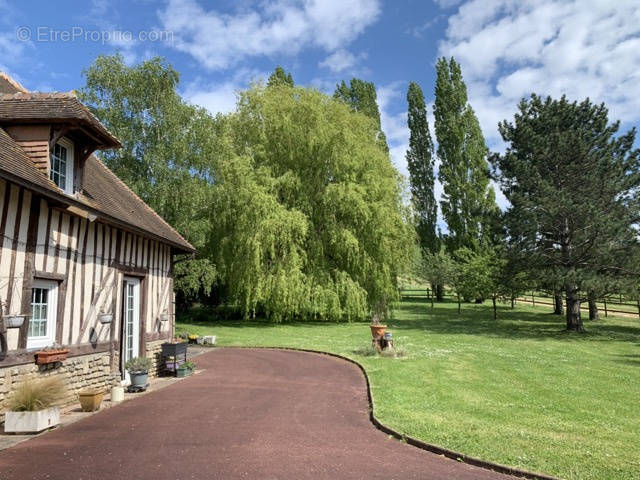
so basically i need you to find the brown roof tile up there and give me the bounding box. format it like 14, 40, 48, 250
0, 92, 121, 148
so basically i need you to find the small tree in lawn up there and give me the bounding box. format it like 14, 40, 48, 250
422, 247, 457, 308
455, 247, 505, 319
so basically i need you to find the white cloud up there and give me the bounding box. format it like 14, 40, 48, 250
319, 49, 357, 72
183, 68, 269, 115
184, 80, 239, 115
439, 0, 640, 146
159, 0, 380, 70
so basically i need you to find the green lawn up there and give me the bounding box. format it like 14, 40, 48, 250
177, 298, 640, 480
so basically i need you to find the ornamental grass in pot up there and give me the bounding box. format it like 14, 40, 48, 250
5, 377, 66, 433
369, 300, 388, 339
125, 356, 153, 389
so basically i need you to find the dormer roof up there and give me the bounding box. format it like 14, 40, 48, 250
0, 92, 121, 149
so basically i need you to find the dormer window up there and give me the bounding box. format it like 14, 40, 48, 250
50, 137, 74, 194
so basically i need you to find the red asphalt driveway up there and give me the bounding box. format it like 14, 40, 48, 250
0, 348, 520, 479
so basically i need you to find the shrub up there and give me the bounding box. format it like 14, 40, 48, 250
124, 356, 152, 373
9, 377, 66, 412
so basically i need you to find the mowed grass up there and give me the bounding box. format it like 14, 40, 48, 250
177, 298, 640, 480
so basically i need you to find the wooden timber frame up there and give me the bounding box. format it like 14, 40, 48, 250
0, 181, 175, 370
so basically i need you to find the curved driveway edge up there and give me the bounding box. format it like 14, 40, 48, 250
231, 346, 558, 480
1, 348, 536, 480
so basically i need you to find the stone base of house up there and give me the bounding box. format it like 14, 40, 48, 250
146, 340, 166, 378
0, 351, 119, 422
0, 341, 171, 422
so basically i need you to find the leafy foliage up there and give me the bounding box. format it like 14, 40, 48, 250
334, 78, 388, 151
406, 81, 438, 253
80, 54, 218, 297
125, 356, 153, 373
492, 94, 640, 330
434, 57, 496, 251
209, 84, 412, 321
267, 66, 294, 87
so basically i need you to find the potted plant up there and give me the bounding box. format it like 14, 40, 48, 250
369, 300, 387, 339
188, 334, 199, 344
176, 360, 195, 378
124, 356, 152, 389
35, 344, 70, 365
78, 389, 105, 412
4, 377, 65, 433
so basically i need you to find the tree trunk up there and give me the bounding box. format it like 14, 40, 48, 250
565, 286, 584, 331
588, 293, 599, 321
436, 284, 444, 301
553, 292, 564, 316
457, 293, 461, 315
511, 296, 515, 309
492, 296, 497, 320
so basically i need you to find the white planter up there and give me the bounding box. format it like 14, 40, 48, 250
5, 315, 25, 328
98, 314, 113, 324
4, 407, 60, 433
202, 335, 216, 345
158, 313, 170, 322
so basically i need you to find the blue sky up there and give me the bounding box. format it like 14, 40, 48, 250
2, 0, 640, 215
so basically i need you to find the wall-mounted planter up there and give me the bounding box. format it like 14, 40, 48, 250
35, 349, 70, 365
158, 313, 170, 322
98, 314, 113, 324
4, 407, 60, 433
5, 315, 26, 328
78, 390, 105, 412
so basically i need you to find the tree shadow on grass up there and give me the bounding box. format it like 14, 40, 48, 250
176, 298, 640, 343
392, 298, 640, 343
613, 354, 640, 366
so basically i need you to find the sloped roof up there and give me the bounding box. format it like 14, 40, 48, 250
0, 127, 194, 253
0, 92, 120, 148
0, 72, 27, 94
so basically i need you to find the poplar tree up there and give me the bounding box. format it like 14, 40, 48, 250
267, 66, 294, 87
334, 78, 388, 151
434, 57, 496, 251
492, 94, 640, 331
406, 81, 437, 253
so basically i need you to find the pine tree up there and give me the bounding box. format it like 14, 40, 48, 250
434, 57, 496, 251
334, 78, 388, 151
492, 94, 640, 331
267, 66, 294, 87
406, 81, 438, 254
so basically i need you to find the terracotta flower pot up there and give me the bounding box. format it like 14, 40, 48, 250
78, 390, 104, 412
370, 324, 387, 339
35, 349, 70, 365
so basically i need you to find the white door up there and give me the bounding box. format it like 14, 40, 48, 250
121, 277, 140, 384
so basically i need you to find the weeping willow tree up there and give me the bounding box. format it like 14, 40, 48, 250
208, 84, 412, 321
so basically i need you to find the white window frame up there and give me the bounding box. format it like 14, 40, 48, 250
27, 279, 58, 350
50, 137, 74, 195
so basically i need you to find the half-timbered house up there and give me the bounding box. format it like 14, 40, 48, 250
0, 73, 194, 416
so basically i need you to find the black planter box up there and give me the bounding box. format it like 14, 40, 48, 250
161, 342, 188, 357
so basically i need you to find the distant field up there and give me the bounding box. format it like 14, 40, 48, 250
177, 297, 640, 480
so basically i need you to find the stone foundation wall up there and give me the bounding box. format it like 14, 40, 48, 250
146, 340, 166, 378
0, 352, 119, 421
